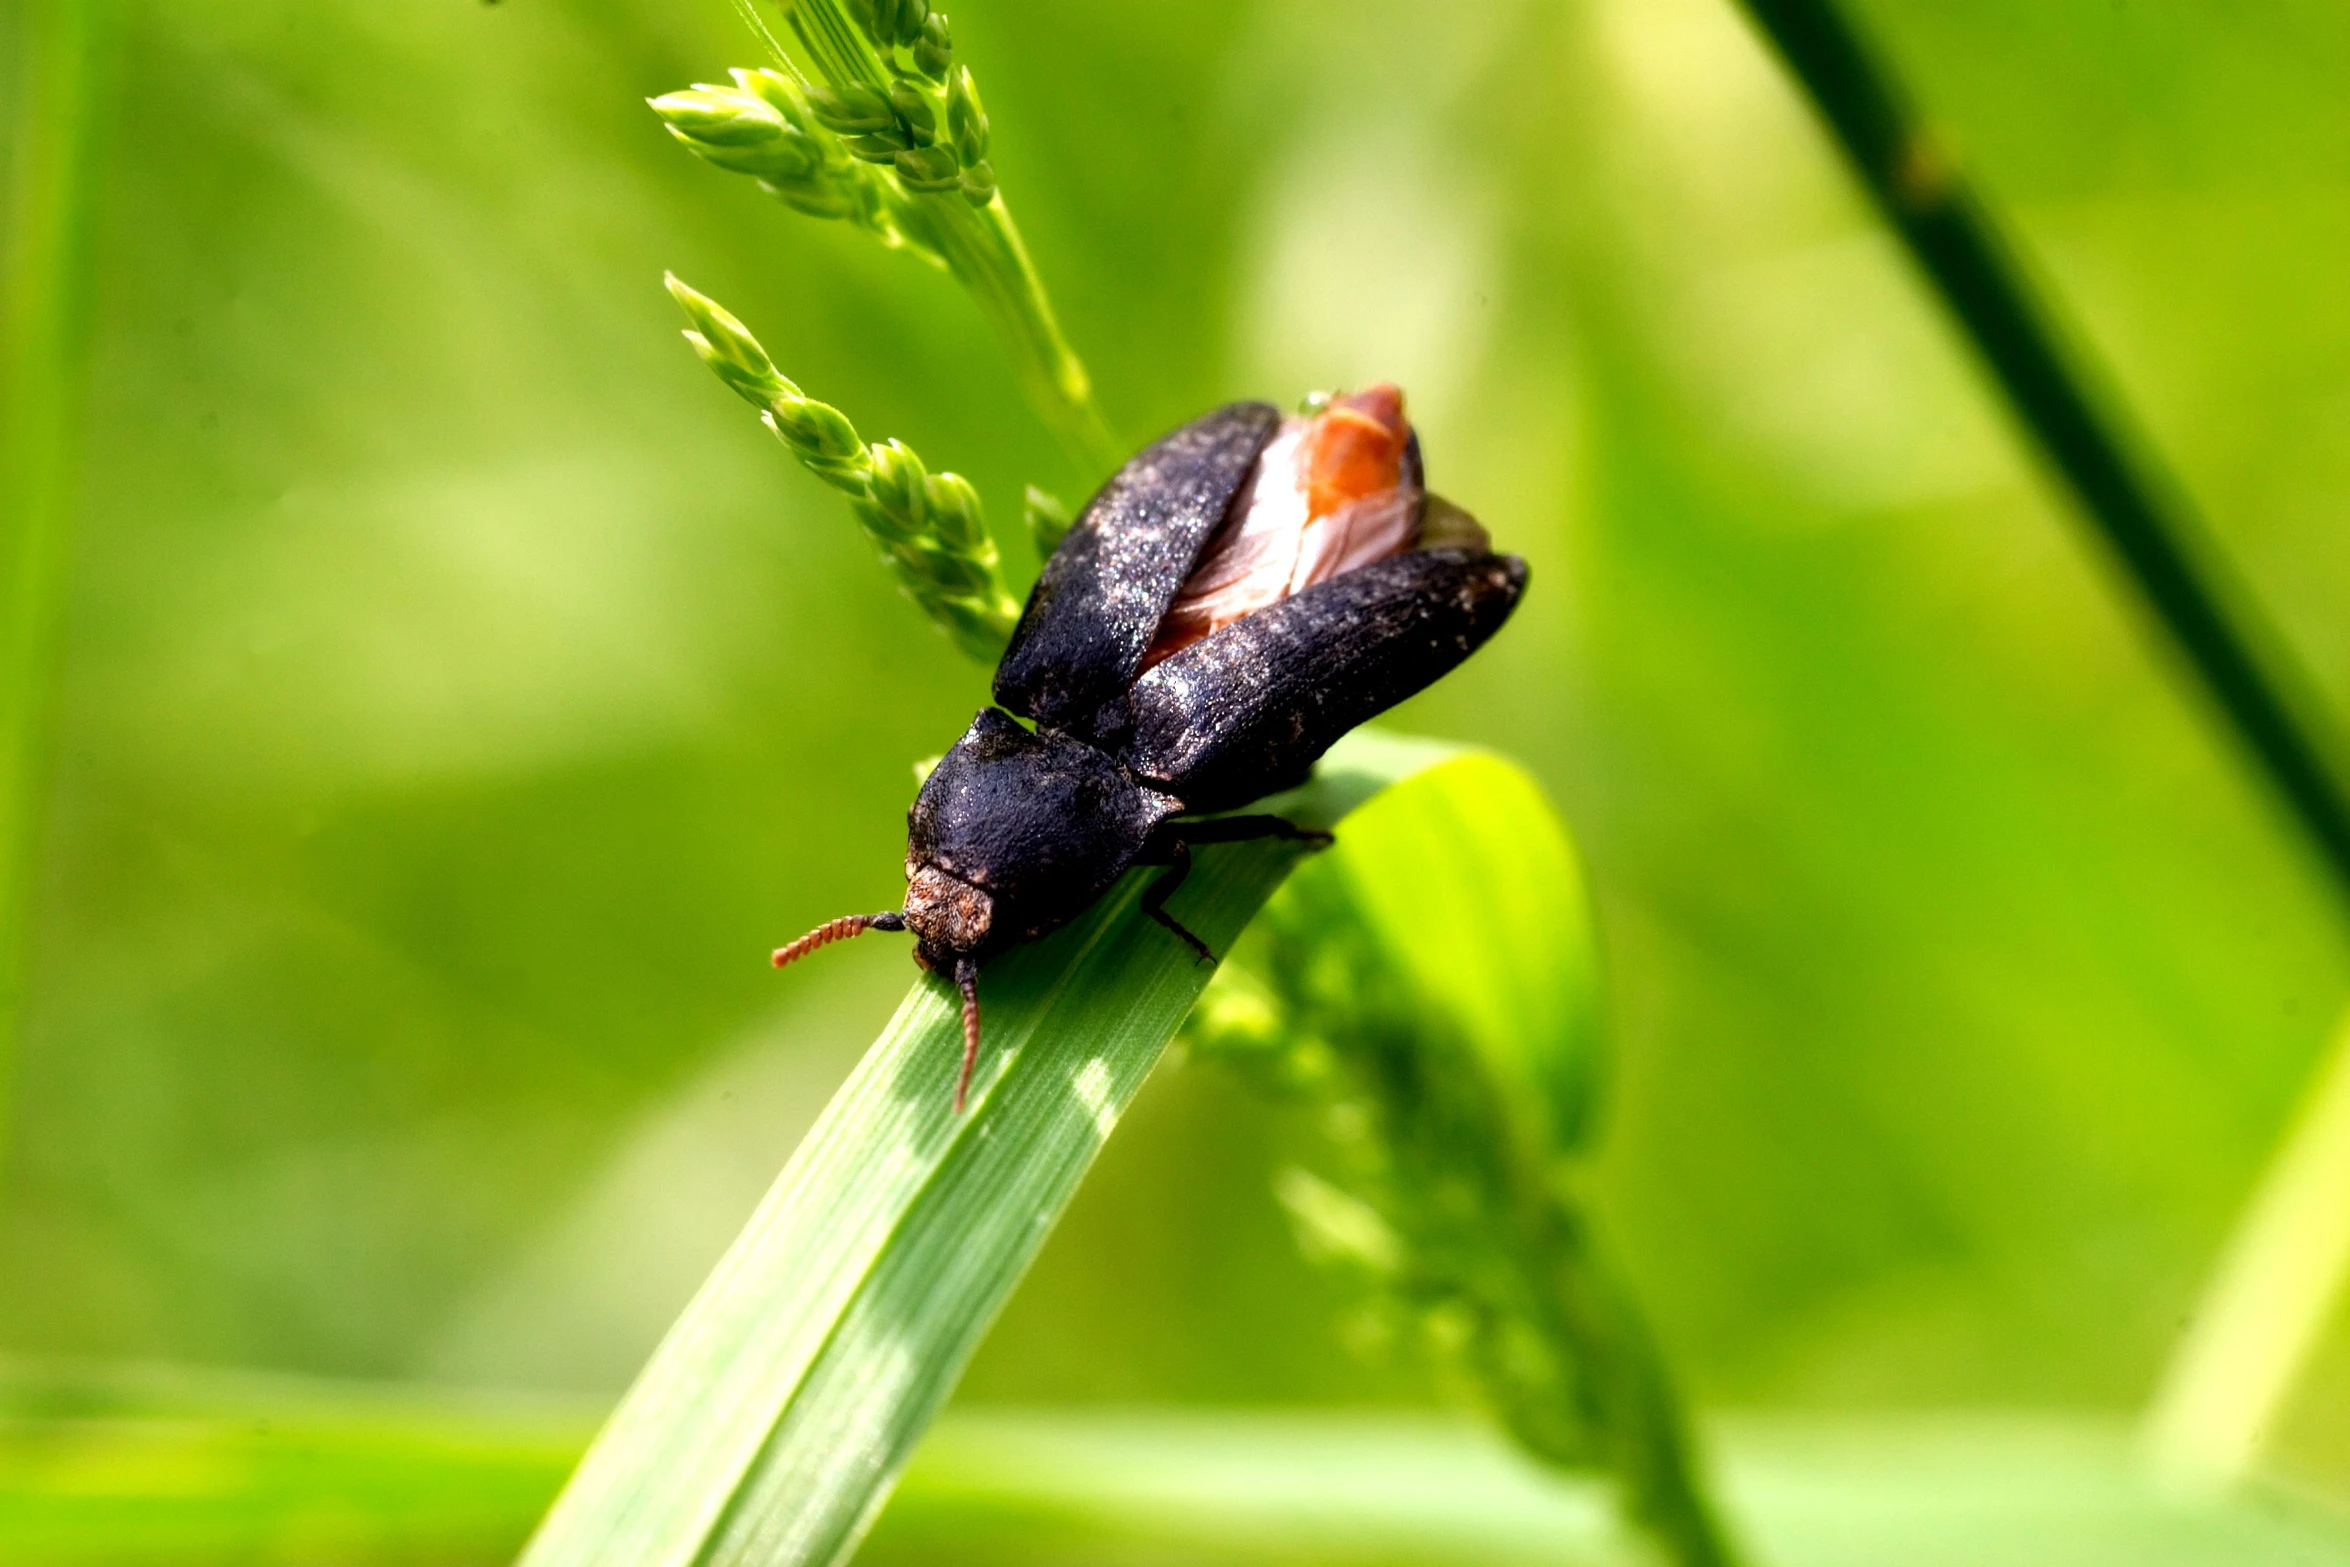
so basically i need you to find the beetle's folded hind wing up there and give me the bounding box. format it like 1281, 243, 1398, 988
994, 402, 1280, 737
1116, 549, 1527, 813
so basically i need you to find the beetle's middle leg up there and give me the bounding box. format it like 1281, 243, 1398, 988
1139, 837, 1215, 965
1138, 816, 1333, 965
1173, 813, 1334, 849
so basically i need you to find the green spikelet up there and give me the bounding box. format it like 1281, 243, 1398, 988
666, 275, 1020, 661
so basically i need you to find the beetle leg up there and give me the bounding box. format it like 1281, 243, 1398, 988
772, 911, 907, 969
1138, 816, 1330, 966
1139, 838, 1217, 965
1171, 813, 1334, 849
954, 957, 983, 1113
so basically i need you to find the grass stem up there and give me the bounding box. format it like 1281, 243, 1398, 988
904, 192, 1117, 468
1526, 1196, 1738, 1566
1200, 756, 1742, 1565
1734, 0, 2350, 901
757, 0, 1119, 467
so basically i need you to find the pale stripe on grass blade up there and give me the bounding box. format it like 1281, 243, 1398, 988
517, 729, 1460, 1567
2144, 1000, 2350, 1486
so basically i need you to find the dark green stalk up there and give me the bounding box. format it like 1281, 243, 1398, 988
1374, 1071, 1737, 1567
1529, 1204, 1735, 1567
1733, 0, 2350, 904
0, 1, 112, 1154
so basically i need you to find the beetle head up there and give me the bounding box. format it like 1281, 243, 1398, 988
901, 862, 996, 971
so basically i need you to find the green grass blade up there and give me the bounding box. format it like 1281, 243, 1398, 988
1287, 749, 1608, 1161
515, 730, 1461, 1567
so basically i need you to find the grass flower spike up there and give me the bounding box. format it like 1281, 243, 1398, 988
652, 71, 903, 238
650, 0, 1112, 463
668, 273, 1020, 660
1188, 758, 1740, 1567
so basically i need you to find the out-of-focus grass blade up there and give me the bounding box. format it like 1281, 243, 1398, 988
1289, 747, 1606, 1162
867, 1411, 2350, 1567
2145, 1000, 2350, 1483
515, 729, 1460, 1567
12, 1366, 2346, 1567
0, 1359, 589, 1566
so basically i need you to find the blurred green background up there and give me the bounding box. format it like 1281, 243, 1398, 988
8, 0, 2350, 1537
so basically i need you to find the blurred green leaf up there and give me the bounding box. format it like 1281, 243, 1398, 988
8, 1365, 2349, 1567
515, 731, 1459, 1567
1293, 749, 1607, 1159
2147, 1000, 2350, 1485
14, 1363, 2350, 1567
0, 1359, 589, 1567
1731, 0, 2350, 1477
1197, 752, 1733, 1565
873, 1410, 2350, 1567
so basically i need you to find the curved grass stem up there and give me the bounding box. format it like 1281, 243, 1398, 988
1196, 755, 1743, 1565
1734, 0, 2350, 900
902, 191, 1118, 468
1517, 1195, 1738, 1566
741, 0, 1119, 467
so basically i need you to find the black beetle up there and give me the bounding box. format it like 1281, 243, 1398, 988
774, 391, 1527, 1108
